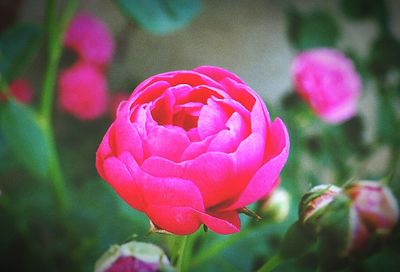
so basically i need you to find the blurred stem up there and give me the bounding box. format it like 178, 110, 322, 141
40, 0, 77, 214
170, 235, 189, 272
257, 254, 282, 272
0, 79, 11, 99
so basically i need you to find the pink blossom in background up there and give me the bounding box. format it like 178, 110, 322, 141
64, 12, 114, 67
291, 48, 361, 124
58, 62, 108, 120
110, 92, 130, 118
0, 78, 33, 104
96, 66, 290, 235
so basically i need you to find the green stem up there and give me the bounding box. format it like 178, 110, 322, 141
171, 235, 189, 272
40, 0, 77, 213
256, 254, 282, 272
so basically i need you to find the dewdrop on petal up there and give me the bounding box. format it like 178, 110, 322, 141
95, 241, 175, 272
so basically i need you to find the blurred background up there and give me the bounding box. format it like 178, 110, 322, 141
1, 0, 400, 271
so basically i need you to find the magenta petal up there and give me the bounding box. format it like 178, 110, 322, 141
223, 119, 290, 210
194, 65, 245, 85
230, 132, 265, 183
119, 152, 204, 210
183, 152, 241, 208
102, 156, 146, 211
113, 117, 143, 163
130, 81, 171, 105
144, 126, 190, 162
146, 205, 202, 235
181, 136, 214, 161
197, 100, 229, 139
96, 128, 113, 177
198, 210, 240, 234
208, 112, 247, 153
141, 156, 184, 178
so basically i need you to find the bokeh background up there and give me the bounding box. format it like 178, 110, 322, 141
1, 0, 400, 271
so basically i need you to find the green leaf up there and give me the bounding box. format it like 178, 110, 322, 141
0, 100, 51, 179
286, 8, 340, 50
114, 0, 202, 35
0, 23, 41, 82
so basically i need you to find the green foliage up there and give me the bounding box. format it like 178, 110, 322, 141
0, 23, 40, 82
339, 0, 387, 21
286, 8, 340, 50
368, 34, 400, 78
0, 100, 51, 179
114, 0, 202, 35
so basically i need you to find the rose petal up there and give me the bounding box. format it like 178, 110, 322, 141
144, 125, 190, 162
150, 89, 175, 126
198, 210, 240, 234
230, 132, 265, 184
131, 81, 171, 105
146, 205, 202, 235
119, 152, 204, 210
208, 112, 248, 153
131, 71, 223, 100
194, 65, 245, 85
181, 136, 214, 161
197, 98, 231, 139
222, 118, 289, 210
146, 205, 240, 235
183, 152, 243, 208
113, 117, 144, 163
141, 156, 184, 178
102, 155, 146, 211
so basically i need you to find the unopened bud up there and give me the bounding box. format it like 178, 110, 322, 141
343, 181, 399, 256
299, 184, 342, 230
95, 241, 175, 272
260, 188, 290, 223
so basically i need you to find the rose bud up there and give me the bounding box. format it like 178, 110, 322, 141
64, 12, 114, 67
96, 66, 290, 235
299, 184, 342, 231
260, 187, 290, 223
58, 62, 108, 120
110, 92, 130, 118
342, 181, 399, 256
95, 241, 174, 272
0, 78, 33, 104
291, 48, 362, 124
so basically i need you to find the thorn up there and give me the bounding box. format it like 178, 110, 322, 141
203, 224, 208, 232
239, 207, 262, 221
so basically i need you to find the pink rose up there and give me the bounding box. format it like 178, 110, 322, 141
110, 92, 130, 118
0, 78, 33, 104
64, 12, 114, 67
96, 66, 289, 235
291, 48, 361, 124
58, 62, 108, 120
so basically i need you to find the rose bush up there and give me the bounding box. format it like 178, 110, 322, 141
58, 62, 108, 120
96, 66, 289, 235
64, 12, 114, 67
291, 48, 361, 124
